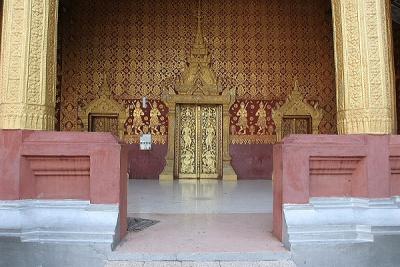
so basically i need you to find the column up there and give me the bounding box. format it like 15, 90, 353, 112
332, 0, 396, 134
159, 105, 175, 180
0, 0, 58, 130
222, 103, 237, 180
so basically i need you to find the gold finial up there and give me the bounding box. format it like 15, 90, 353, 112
197, 0, 201, 21
100, 73, 111, 98
293, 77, 299, 91
194, 0, 205, 48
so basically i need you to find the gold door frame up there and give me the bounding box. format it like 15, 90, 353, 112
159, 91, 238, 180
175, 105, 222, 179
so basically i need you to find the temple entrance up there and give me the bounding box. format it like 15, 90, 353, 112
176, 104, 222, 179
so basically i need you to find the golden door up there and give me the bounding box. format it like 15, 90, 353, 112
175, 105, 222, 179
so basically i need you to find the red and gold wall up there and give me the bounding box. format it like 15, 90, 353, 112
58, 0, 336, 179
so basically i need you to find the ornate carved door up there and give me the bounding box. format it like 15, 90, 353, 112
89, 113, 119, 137
175, 105, 222, 179
281, 115, 311, 139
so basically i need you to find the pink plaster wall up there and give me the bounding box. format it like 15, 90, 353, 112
0, 130, 128, 239
273, 134, 400, 241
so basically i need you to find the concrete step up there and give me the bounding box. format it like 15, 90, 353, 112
105, 260, 297, 267
287, 224, 374, 243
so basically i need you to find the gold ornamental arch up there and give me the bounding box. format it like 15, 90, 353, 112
272, 80, 324, 142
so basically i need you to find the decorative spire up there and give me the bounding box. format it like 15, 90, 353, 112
290, 78, 303, 101
195, 0, 203, 44
294, 79, 299, 91
192, 0, 207, 55
175, 0, 220, 95
99, 73, 112, 98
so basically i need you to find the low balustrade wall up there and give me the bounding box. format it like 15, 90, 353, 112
273, 134, 400, 241
0, 130, 128, 241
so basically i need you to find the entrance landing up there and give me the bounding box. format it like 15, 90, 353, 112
109, 180, 290, 262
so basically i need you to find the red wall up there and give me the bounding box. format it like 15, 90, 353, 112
230, 144, 273, 179
127, 144, 273, 179
127, 144, 167, 179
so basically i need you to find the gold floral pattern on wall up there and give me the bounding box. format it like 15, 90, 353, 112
59, 0, 336, 140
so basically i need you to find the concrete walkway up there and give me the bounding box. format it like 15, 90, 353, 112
107, 180, 293, 266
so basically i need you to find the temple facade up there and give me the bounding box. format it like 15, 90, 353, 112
1, 0, 400, 266
2, 0, 399, 180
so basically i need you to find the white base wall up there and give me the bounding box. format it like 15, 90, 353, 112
0, 200, 119, 247
282, 197, 400, 267
283, 197, 400, 247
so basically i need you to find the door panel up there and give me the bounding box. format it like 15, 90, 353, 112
177, 105, 198, 178
199, 105, 220, 179
176, 105, 222, 179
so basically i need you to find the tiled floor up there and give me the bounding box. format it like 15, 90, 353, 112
115, 179, 283, 258
127, 179, 273, 214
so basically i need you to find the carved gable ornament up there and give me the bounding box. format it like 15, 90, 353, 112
176, 18, 222, 95
272, 80, 323, 142
174, 11, 222, 97
162, 10, 235, 106
78, 75, 127, 139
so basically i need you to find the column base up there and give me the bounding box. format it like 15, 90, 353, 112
159, 159, 174, 180
223, 160, 237, 181
0, 103, 55, 130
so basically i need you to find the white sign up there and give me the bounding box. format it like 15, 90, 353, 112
140, 134, 152, 150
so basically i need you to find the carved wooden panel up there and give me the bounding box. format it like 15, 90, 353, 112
282, 116, 311, 139
176, 105, 222, 179
89, 113, 119, 137
177, 105, 197, 178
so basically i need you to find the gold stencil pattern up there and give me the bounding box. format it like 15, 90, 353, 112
59, 0, 336, 136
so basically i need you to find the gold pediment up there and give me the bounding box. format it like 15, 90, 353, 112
272, 80, 324, 142
78, 74, 127, 139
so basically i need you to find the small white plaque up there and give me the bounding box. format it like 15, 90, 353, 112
140, 134, 152, 150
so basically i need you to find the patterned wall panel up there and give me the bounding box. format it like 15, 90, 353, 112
59, 0, 336, 141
